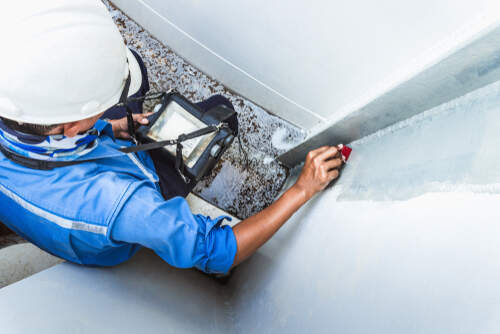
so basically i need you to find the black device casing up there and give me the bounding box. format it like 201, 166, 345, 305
135, 93, 236, 182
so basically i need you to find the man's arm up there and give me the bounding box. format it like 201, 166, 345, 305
232, 146, 342, 267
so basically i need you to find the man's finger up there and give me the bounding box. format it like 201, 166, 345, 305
131, 112, 154, 119
131, 113, 151, 125
307, 146, 330, 160
324, 158, 342, 170
316, 146, 338, 162
327, 169, 339, 180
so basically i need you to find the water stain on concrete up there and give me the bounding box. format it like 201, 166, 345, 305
338, 80, 500, 201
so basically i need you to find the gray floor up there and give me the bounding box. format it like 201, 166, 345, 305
0, 248, 234, 334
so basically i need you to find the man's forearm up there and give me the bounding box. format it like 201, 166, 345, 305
231, 184, 311, 267
230, 146, 342, 268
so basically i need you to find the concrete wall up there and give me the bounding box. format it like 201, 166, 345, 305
3, 79, 500, 333
229, 79, 500, 332
279, 24, 500, 166
113, 0, 500, 131
2, 2, 500, 332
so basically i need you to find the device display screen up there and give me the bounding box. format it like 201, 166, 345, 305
147, 101, 215, 168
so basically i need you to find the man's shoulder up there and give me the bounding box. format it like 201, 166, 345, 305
0, 157, 150, 225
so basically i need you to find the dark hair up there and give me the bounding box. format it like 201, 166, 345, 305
0, 117, 59, 136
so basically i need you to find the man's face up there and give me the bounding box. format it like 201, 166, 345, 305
46, 112, 105, 137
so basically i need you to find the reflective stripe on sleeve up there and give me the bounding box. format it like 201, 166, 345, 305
0, 183, 108, 235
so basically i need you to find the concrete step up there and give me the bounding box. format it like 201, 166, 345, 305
0, 240, 63, 289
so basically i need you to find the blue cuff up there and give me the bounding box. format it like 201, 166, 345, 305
193, 214, 237, 274
93, 119, 115, 140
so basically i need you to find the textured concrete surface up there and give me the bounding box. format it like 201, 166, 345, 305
0, 248, 235, 333
0, 243, 63, 289
105, 1, 305, 218
339, 79, 500, 201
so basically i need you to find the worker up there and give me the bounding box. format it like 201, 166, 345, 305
0, 0, 343, 274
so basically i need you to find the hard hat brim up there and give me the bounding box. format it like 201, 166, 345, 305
0, 49, 143, 125
126, 48, 142, 97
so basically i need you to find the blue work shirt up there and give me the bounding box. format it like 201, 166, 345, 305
0, 122, 237, 274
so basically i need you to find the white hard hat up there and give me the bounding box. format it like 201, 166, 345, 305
0, 0, 142, 125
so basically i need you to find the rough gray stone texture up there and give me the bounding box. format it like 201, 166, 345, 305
0, 243, 63, 288
104, 1, 305, 218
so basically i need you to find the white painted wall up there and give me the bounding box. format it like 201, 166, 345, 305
114, 0, 500, 131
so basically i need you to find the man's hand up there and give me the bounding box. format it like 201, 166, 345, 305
108, 113, 153, 140
293, 146, 343, 201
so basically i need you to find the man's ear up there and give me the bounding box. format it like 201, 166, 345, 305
63, 122, 81, 137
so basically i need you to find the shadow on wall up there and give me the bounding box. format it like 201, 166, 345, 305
337, 80, 500, 202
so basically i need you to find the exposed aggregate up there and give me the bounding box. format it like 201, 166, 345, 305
104, 1, 305, 218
